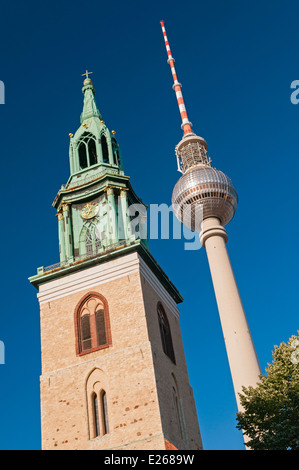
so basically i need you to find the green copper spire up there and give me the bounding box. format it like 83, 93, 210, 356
67, 72, 124, 182
80, 71, 102, 123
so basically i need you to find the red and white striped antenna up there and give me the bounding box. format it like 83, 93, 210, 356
160, 21, 193, 136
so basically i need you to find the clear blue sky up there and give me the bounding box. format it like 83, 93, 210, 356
0, 0, 298, 450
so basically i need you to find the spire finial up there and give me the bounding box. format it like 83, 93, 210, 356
82, 70, 93, 86
82, 70, 93, 79
160, 21, 193, 136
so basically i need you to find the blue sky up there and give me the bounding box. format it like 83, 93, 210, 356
0, 0, 298, 450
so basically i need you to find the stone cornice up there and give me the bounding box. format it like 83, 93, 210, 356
29, 241, 183, 306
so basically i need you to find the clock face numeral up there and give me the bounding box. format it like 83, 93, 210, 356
81, 202, 99, 219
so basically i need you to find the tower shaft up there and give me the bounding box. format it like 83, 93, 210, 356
160, 21, 261, 446
200, 218, 261, 412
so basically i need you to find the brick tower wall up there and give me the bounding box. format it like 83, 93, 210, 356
37, 252, 202, 450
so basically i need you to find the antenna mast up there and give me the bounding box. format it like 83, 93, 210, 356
160, 21, 193, 136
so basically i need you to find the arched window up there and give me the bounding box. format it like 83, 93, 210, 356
77, 132, 98, 169
79, 141, 88, 169
75, 293, 112, 355
86, 369, 110, 439
88, 138, 97, 166
80, 224, 102, 257
101, 135, 109, 163
157, 302, 176, 364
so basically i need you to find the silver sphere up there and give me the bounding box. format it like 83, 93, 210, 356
172, 166, 238, 231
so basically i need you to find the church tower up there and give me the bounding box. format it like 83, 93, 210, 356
29, 72, 203, 451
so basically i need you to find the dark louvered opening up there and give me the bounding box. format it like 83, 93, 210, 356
101, 135, 109, 163
81, 314, 92, 351
79, 142, 88, 169
96, 309, 107, 346
88, 138, 97, 166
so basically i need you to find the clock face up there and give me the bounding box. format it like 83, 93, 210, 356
81, 202, 99, 220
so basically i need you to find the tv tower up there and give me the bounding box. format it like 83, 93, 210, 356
160, 21, 261, 423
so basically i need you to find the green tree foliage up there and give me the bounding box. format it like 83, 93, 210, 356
236, 333, 299, 450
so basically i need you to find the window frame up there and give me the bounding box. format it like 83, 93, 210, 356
77, 132, 98, 170
74, 292, 112, 356
86, 369, 110, 440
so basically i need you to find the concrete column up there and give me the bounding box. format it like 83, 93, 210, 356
200, 217, 261, 414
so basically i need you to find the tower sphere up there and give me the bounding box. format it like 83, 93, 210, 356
171, 136, 238, 231
172, 166, 238, 231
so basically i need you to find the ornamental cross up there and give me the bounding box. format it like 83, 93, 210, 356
82, 70, 93, 79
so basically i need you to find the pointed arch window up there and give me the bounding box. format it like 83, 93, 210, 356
79, 142, 88, 169
78, 132, 98, 169
101, 135, 109, 163
88, 138, 97, 166
75, 293, 112, 355
157, 302, 176, 364
80, 224, 102, 257
86, 369, 110, 440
